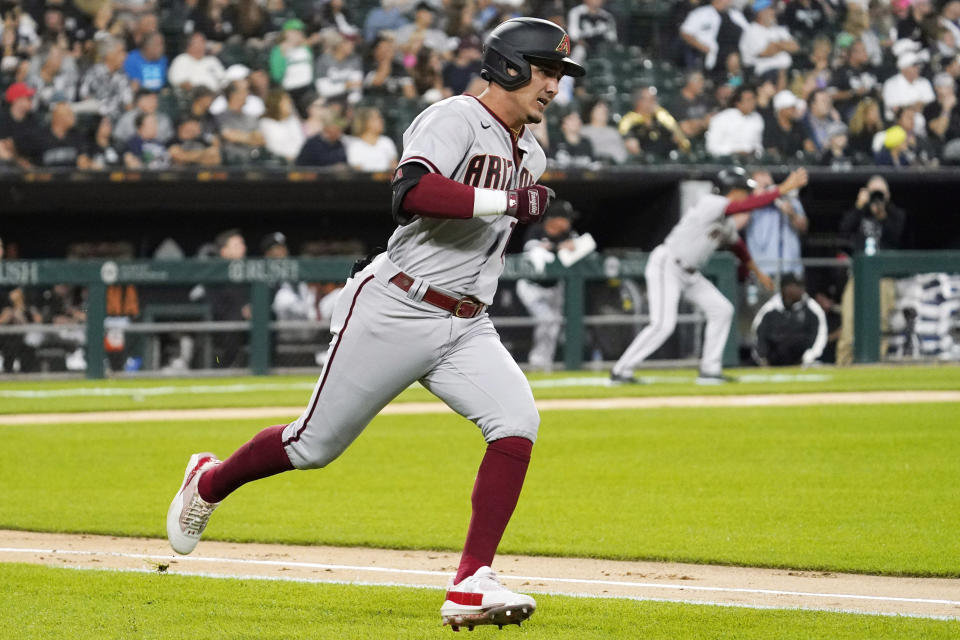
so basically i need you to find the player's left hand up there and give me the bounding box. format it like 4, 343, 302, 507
507, 185, 555, 224
756, 271, 775, 292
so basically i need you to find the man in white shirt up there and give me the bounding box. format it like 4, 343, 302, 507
680, 0, 731, 71
167, 33, 225, 92
739, 0, 798, 80
882, 51, 935, 120
705, 85, 764, 157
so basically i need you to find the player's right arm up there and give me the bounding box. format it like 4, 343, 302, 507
390, 102, 552, 226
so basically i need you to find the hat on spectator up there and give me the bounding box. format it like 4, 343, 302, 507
283, 18, 306, 31
835, 32, 855, 49
897, 51, 921, 70
892, 38, 921, 59
414, 1, 436, 12
826, 121, 848, 140
225, 64, 251, 82
753, 0, 772, 11
49, 91, 69, 105
4, 82, 35, 103
773, 90, 800, 111
260, 232, 287, 254
884, 125, 907, 149
543, 199, 578, 221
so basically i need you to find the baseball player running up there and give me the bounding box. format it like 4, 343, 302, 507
167, 17, 584, 632
610, 166, 809, 384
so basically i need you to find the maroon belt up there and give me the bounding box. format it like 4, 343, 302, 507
389, 272, 485, 318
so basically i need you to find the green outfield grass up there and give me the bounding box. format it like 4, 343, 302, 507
2, 403, 958, 576
0, 365, 958, 414
2, 564, 957, 640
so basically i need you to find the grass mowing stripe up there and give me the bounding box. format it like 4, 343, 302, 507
2, 563, 958, 639
2, 404, 958, 576
2, 365, 959, 414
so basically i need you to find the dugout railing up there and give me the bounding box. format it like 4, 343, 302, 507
1, 251, 955, 379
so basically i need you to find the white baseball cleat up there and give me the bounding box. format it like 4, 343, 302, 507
166, 452, 221, 555
441, 566, 536, 632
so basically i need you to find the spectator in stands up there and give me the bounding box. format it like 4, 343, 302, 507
705, 84, 764, 158
925, 73, 960, 151
234, 0, 271, 46
897, 0, 935, 46
78, 115, 124, 169
78, 35, 132, 119
836, 176, 907, 365
124, 111, 170, 168
804, 88, 842, 151
763, 89, 813, 160
185, 86, 219, 145
315, 31, 363, 106
819, 121, 853, 168
124, 12, 158, 51
619, 86, 690, 159
218, 78, 267, 165
744, 168, 808, 279
580, 98, 627, 164
26, 42, 79, 111
344, 106, 397, 172
751, 273, 827, 366
680, 0, 733, 72
396, 2, 452, 56
363, 34, 416, 98
567, 0, 617, 57
668, 70, 715, 144
208, 228, 251, 368
847, 97, 885, 159
875, 106, 936, 166
311, 0, 360, 39
442, 35, 482, 96
114, 88, 174, 146
410, 47, 446, 103
938, 1, 960, 57
831, 39, 878, 118
189, 0, 237, 50
24, 99, 84, 167
882, 51, 935, 121
0, 82, 40, 170
269, 19, 316, 117
169, 114, 222, 166
783, 0, 830, 44
296, 104, 348, 167
210, 65, 266, 118
259, 88, 304, 163
549, 109, 596, 168
739, 0, 798, 88
363, 0, 409, 43
841, 4, 883, 67
123, 31, 167, 92
167, 32, 225, 93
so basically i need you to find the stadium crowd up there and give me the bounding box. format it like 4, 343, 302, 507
2, 0, 960, 170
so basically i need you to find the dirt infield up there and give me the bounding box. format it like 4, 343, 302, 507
2, 530, 958, 619
4, 389, 959, 620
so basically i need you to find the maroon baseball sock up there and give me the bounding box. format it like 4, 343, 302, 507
453, 436, 533, 586
197, 424, 294, 503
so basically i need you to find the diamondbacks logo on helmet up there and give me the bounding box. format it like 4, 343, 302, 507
556, 34, 571, 56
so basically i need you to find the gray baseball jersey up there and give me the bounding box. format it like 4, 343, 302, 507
663, 193, 737, 271
387, 95, 546, 305
279, 94, 543, 471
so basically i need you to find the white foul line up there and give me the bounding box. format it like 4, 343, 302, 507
3, 546, 958, 610
37, 564, 960, 622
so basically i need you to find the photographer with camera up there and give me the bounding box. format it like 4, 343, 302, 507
835, 175, 906, 365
